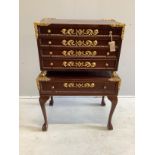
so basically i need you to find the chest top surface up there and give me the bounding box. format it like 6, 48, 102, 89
37, 18, 125, 26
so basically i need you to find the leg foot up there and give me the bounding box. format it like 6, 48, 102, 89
42, 123, 48, 131
101, 96, 106, 106
107, 95, 118, 130
39, 95, 50, 131
49, 96, 54, 106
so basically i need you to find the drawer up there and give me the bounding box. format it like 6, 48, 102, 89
40, 58, 117, 70
37, 24, 123, 37
37, 71, 120, 95
38, 36, 121, 47
40, 81, 117, 95
39, 46, 119, 58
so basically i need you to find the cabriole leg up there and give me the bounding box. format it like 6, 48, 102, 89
49, 96, 54, 106
39, 95, 50, 131
101, 96, 106, 106
107, 95, 118, 130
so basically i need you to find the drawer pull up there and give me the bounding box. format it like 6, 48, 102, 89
50, 62, 53, 66
51, 86, 54, 89
47, 29, 51, 33
48, 41, 52, 44
61, 28, 99, 35
49, 51, 53, 55
105, 63, 109, 67
62, 50, 97, 56
107, 52, 110, 56
104, 86, 107, 89
62, 40, 98, 47
63, 61, 96, 68
63, 83, 95, 88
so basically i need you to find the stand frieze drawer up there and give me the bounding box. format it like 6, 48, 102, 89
37, 71, 120, 95
40, 81, 117, 95
40, 58, 117, 70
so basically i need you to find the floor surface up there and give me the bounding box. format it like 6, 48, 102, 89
20, 96, 134, 155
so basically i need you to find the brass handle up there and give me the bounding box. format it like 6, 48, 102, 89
48, 41, 52, 44
105, 63, 109, 67
107, 52, 110, 56
47, 29, 51, 33
63, 83, 95, 88
51, 86, 54, 89
50, 62, 53, 66
49, 51, 53, 55
104, 86, 107, 89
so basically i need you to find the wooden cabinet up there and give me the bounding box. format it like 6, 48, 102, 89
34, 18, 125, 131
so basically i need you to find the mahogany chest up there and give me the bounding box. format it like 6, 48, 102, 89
34, 18, 125, 71
34, 18, 125, 131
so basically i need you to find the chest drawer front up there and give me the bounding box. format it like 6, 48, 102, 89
38, 36, 121, 47
41, 58, 117, 70
40, 80, 117, 95
39, 46, 118, 58
37, 24, 123, 37
40, 47, 118, 58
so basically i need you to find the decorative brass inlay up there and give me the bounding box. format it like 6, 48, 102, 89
62, 61, 96, 68
62, 40, 98, 47
62, 50, 97, 56
110, 23, 125, 40
61, 28, 99, 35
34, 22, 50, 39
108, 72, 121, 89
63, 83, 95, 88
36, 71, 50, 90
